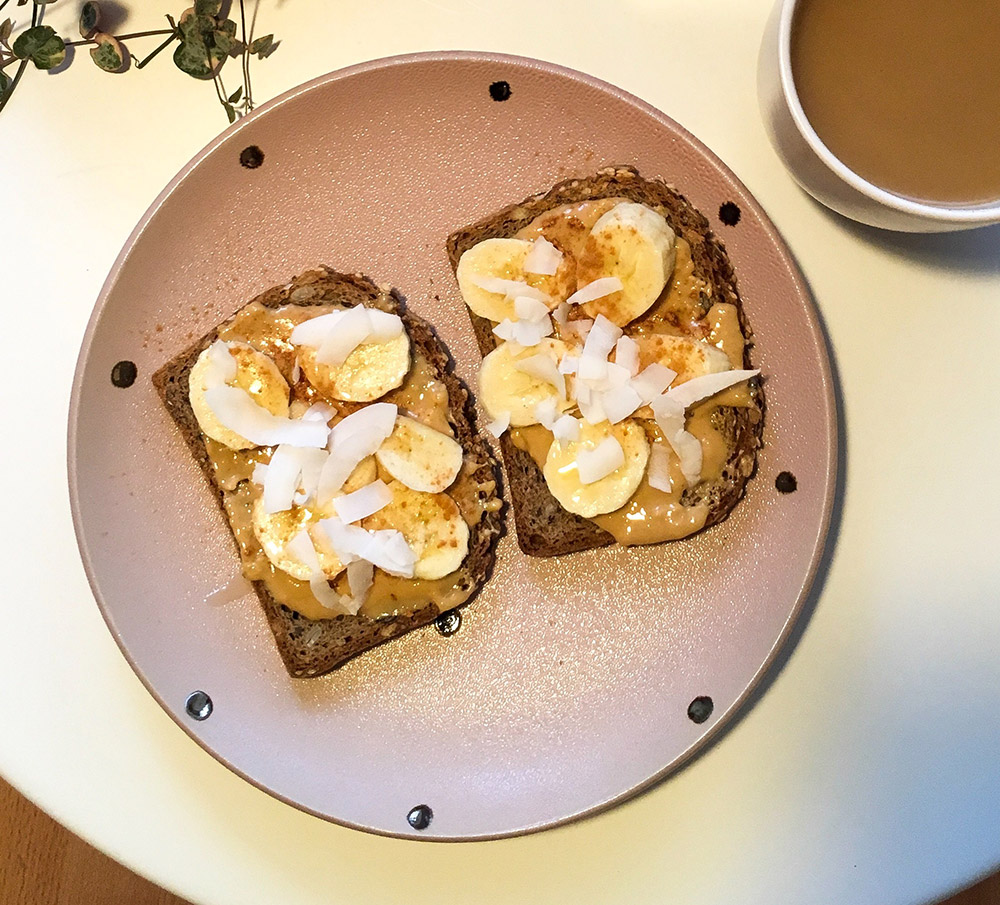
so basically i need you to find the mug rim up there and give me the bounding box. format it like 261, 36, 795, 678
778, 0, 1000, 223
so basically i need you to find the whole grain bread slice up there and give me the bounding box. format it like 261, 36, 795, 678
153, 267, 503, 677
446, 166, 764, 557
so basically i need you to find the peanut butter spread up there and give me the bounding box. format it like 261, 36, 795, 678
505, 200, 758, 545
207, 302, 497, 620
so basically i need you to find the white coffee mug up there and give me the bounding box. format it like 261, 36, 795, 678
757, 0, 1000, 232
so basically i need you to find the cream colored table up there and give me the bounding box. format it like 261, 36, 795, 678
2, 2, 999, 904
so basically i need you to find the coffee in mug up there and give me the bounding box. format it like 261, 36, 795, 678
790, 0, 1000, 206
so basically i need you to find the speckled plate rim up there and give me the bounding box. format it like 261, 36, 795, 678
68, 50, 838, 840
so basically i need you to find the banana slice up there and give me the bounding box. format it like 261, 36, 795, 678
190, 341, 290, 450
251, 497, 345, 581
635, 334, 731, 385
375, 415, 464, 493
298, 332, 411, 402
543, 420, 649, 517
577, 202, 677, 326
479, 339, 574, 427
363, 481, 469, 580
251, 455, 376, 580
342, 456, 378, 493
456, 238, 574, 321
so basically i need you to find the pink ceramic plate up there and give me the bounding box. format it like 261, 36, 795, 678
69, 52, 836, 840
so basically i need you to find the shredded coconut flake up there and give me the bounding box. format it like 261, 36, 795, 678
650, 395, 702, 486
300, 401, 337, 423
647, 444, 673, 492
314, 517, 417, 578
317, 404, 397, 502
600, 385, 643, 424
470, 275, 549, 302
333, 479, 392, 524
558, 353, 580, 375
514, 353, 566, 398
492, 319, 516, 342
263, 445, 320, 513
494, 316, 552, 347
575, 383, 607, 425
513, 295, 550, 322
289, 309, 348, 346
512, 317, 553, 347
566, 276, 624, 307
630, 363, 678, 403
615, 336, 640, 377
523, 236, 563, 275
667, 428, 703, 486
345, 560, 374, 610
203, 340, 237, 385
486, 412, 511, 438
578, 315, 622, 383
315, 306, 376, 368
576, 436, 625, 484
534, 397, 559, 429
290, 306, 403, 369
285, 530, 323, 574
551, 414, 581, 443
309, 574, 351, 612
664, 369, 760, 409
202, 386, 329, 448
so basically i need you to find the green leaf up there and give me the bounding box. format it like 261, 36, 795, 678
194, 0, 222, 15
223, 101, 235, 123
173, 11, 238, 78
79, 2, 100, 39
176, 10, 210, 41
213, 17, 236, 55
89, 33, 123, 72
227, 85, 241, 103
172, 36, 212, 77
0, 18, 13, 46
12, 25, 65, 70
0, 69, 10, 93
249, 33, 272, 57
174, 12, 214, 77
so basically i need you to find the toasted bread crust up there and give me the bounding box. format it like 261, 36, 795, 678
446, 166, 764, 557
153, 268, 503, 677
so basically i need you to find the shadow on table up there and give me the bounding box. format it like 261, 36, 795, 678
818, 199, 1000, 277
642, 204, 999, 799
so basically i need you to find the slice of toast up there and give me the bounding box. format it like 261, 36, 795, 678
153, 268, 503, 677
446, 166, 764, 557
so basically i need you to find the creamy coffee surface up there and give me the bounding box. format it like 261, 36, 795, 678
791, 0, 1000, 205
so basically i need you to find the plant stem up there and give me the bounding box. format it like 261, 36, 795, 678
212, 71, 227, 107
0, 0, 39, 115
239, 0, 251, 110
134, 32, 176, 69
0, 0, 10, 15
117, 28, 177, 40
65, 28, 175, 47
0, 45, 26, 116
